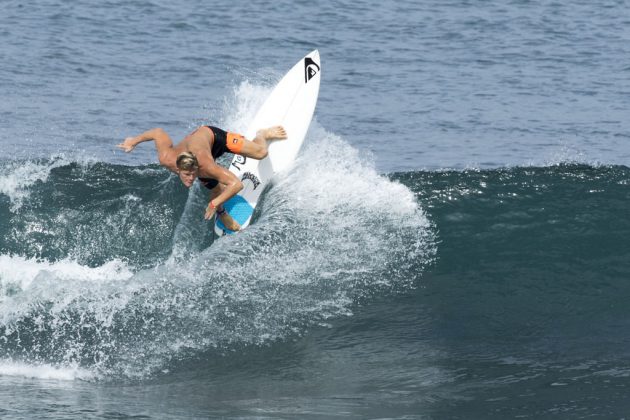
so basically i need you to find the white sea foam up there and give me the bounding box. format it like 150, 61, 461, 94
283, 124, 421, 216
0, 80, 436, 380
221, 81, 273, 136
0, 255, 133, 293
0, 359, 92, 381
0, 155, 70, 211
518, 141, 607, 169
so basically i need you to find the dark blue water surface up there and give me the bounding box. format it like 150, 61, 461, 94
1, 0, 630, 418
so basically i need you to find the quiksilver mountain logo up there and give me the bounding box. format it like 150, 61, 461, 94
304, 57, 320, 83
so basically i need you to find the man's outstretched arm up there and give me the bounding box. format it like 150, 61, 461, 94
117, 128, 175, 169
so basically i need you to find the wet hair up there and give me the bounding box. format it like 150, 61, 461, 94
176, 152, 199, 171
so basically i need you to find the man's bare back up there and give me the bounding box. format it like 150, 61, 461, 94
117, 125, 287, 231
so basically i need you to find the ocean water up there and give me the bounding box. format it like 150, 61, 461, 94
1, 0, 630, 418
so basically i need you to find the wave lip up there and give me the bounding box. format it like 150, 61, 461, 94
0, 155, 74, 212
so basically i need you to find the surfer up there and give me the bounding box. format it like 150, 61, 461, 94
117, 125, 287, 231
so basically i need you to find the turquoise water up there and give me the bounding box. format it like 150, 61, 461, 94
1, 0, 630, 418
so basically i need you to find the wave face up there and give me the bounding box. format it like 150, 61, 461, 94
0, 127, 435, 379
404, 164, 630, 349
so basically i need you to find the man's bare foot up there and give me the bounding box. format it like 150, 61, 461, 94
258, 126, 287, 141
219, 211, 241, 231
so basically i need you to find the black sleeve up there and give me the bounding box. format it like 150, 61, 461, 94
198, 177, 218, 190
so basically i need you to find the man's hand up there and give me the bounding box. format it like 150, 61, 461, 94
204, 202, 216, 220
116, 137, 137, 153
205, 203, 242, 231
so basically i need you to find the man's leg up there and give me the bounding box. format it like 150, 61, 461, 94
235, 126, 287, 160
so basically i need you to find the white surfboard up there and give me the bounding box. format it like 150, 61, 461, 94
214, 50, 321, 236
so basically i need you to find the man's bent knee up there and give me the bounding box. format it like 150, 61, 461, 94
254, 148, 268, 160
239, 141, 268, 159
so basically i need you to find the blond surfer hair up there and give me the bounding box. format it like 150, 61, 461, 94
176, 152, 199, 171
